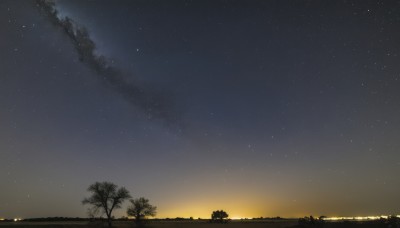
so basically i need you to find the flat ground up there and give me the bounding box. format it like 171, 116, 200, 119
0, 220, 390, 227
0, 220, 296, 228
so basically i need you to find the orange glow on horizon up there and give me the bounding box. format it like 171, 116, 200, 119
156, 203, 268, 219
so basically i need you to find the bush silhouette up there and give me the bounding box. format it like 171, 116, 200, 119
127, 197, 157, 224
386, 215, 400, 227
298, 215, 324, 227
211, 210, 229, 223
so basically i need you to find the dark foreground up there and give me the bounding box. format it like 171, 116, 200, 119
0, 220, 396, 228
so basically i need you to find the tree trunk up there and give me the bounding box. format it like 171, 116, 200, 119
135, 213, 140, 224
107, 213, 112, 227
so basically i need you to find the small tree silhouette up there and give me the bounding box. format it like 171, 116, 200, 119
82, 181, 131, 227
211, 210, 229, 223
386, 215, 400, 227
127, 197, 157, 224
298, 215, 324, 227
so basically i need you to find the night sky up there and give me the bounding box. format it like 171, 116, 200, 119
1, 0, 400, 219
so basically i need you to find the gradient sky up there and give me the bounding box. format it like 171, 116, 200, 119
1, 0, 400, 219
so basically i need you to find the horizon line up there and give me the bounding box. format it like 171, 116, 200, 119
3, 214, 400, 221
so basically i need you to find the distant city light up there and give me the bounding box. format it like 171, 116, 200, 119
230, 217, 243, 220
323, 215, 400, 221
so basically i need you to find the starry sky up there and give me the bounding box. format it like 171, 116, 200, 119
1, 0, 400, 219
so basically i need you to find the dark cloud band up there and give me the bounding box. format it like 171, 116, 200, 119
36, 0, 181, 126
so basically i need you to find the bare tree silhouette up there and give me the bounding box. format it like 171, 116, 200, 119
127, 197, 157, 224
82, 181, 131, 227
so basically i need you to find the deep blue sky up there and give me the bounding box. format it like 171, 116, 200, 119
1, 0, 400, 219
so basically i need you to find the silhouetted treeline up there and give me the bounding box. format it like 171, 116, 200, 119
293, 215, 400, 228
21, 217, 137, 222
161, 217, 195, 221
0, 219, 13, 222
23, 217, 90, 222
246, 216, 284, 220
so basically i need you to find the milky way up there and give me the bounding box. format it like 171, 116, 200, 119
36, 0, 181, 126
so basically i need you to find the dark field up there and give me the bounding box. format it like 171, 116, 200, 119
0, 220, 393, 228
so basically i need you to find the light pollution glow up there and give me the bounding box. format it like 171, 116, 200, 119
323, 215, 400, 221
